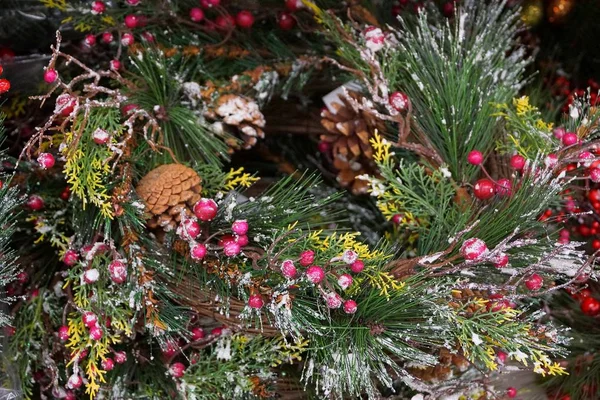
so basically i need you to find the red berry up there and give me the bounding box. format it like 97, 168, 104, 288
460, 238, 488, 261
248, 294, 264, 309
506, 387, 517, 398
27, 195, 44, 211
495, 178, 512, 197
285, 0, 303, 11
200, 0, 220, 8
235, 11, 254, 28
215, 14, 235, 30
391, 214, 403, 224
82, 311, 98, 328
581, 297, 600, 316
93, 128, 110, 145
37, 152, 55, 169
306, 265, 325, 284
121, 33, 134, 46
562, 132, 578, 146
85, 34, 97, 46
343, 299, 358, 314
190, 243, 207, 260
191, 327, 205, 341
90, 325, 103, 340
109, 260, 127, 284
178, 219, 201, 240
101, 358, 115, 371
510, 155, 526, 170
473, 179, 495, 200
43, 69, 58, 83
496, 350, 507, 364
122, 103, 139, 116
190, 7, 204, 22
223, 240, 241, 257
124, 15, 139, 29
211, 326, 223, 336
299, 250, 315, 267
389, 91, 410, 112
232, 220, 248, 235
342, 250, 358, 264
590, 168, 600, 183
193, 198, 218, 221
114, 351, 127, 364
592, 239, 600, 250
16, 271, 28, 283
91, 1, 106, 14
493, 253, 509, 268
325, 292, 343, 309
467, 150, 484, 165
525, 274, 543, 291
350, 260, 365, 273
0, 78, 10, 94
169, 362, 186, 378
67, 374, 83, 389
235, 234, 249, 246
102, 32, 114, 44
442, 2, 455, 17
278, 12, 296, 30
110, 59, 121, 71
281, 259, 297, 278
58, 325, 70, 341
83, 268, 100, 284
545, 153, 558, 168
337, 273, 353, 290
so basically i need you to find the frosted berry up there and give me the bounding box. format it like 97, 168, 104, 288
200, 0, 220, 8
58, 325, 70, 341
299, 250, 315, 266
343, 299, 358, 314
64, 391, 76, 400
496, 350, 508, 364
579, 151, 594, 167
191, 327, 205, 341
337, 274, 353, 290
285, 0, 303, 11
124, 15, 139, 29
109, 260, 127, 284
110, 59, 121, 71
102, 32, 114, 44
281, 259, 297, 279
506, 387, 517, 398
389, 91, 409, 112
467, 150, 483, 165
37, 152, 55, 169
122, 103, 138, 115
581, 297, 600, 316
223, 240, 241, 257
55, 93, 76, 116
510, 155, 526, 170
306, 265, 325, 284
121, 33, 134, 46
325, 292, 342, 309
67, 374, 83, 390
342, 250, 358, 264
495, 178, 512, 197
0, 79, 9, 95
141, 31, 154, 42
248, 294, 264, 309
93, 128, 110, 144
101, 358, 115, 371
493, 253, 509, 268
363, 26, 385, 52
460, 238, 488, 261
562, 132, 578, 146
43, 69, 58, 83
473, 178, 495, 200
63, 249, 79, 266
190, 243, 207, 260
525, 274, 543, 291
590, 168, 600, 183
553, 127, 565, 140
114, 351, 127, 364
193, 198, 218, 221
232, 220, 248, 235
178, 219, 201, 240
27, 195, 44, 210
82, 311, 98, 328
83, 268, 100, 284
91, 1, 106, 14
85, 34, 97, 46
190, 7, 204, 22
391, 214, 403, 224
235, 11, 254, 28
545, 153, 558, 168
278, 12, 296, 30
350, 260, 365, 273
169, 362, 186, 378
162, 342, 178, 357
235, 234, 249, 246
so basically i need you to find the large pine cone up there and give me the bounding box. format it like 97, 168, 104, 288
135, 164, 202, 231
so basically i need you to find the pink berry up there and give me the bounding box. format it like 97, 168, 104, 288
124, 15, 139, 29
121, 33, 134, 46
525, 274, 543, 291
58, 325, 70, 341
91, 1, 106, 14
506, 387, 517, 398
299, 250, 315, 266
342, 250, 358, 264
553, 127, 565, 140
83, 268, 100, 284
27, 195, 44, 211
389, 91, 410, 112
493, 253, 509, 268
325, 292, 342, 309
510, 155, 526, 170
579, 151, 594, 166
350, 260, 365, 273
190, 7, 204, 22
223, 241, 241, 257
545, 153, 558, 168
467, 150, 484, 165
89, 325, 103, 340
281, 259, 297, 279
235, 234, 249, 247
495, 178, 512, 197
67, 374, 83, 389
562, 132, 578, 146
37, 152, 55, 169
391, 214, 403, 225
92, 128, 110, 144
109, 260, 127, 284
343, 299, 358, 314
363, 26, 385, 52
559, 229, 570, 238
278, 12, 296, 30
337, 274, 353, 290
178, 219, 201, 240
285, 0, 303, 11
460, 238, 488, 261
191, 327, 205, 341
102, 32, 114, 44
232, 220, 248, 235
43, 68, 58, 83
248, 294, 264, 309
190, 243, 207, 260
169, 362, 186, 378
193, 198, 218, 221
82, 311, 98, 328
114, 351, 127, 364
110, 59, 121, 71
306, 265, 325, 284
590, 168, 600, 183
101, 358, 115, 371
84, 34, 97, 46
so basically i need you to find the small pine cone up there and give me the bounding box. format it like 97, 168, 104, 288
211, 94, 266, 150
135, 164, 202, 231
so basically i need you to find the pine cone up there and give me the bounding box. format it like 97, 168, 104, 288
321, 91, 384, 195
135, 164, 202, 231
208, 94, 266, 150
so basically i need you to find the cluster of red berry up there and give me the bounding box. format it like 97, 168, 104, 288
0, 64, 9, 95
548, 75, 600, 113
